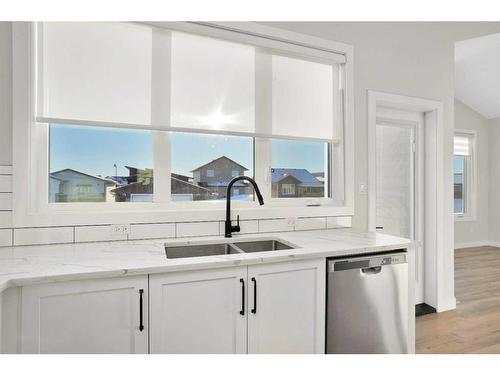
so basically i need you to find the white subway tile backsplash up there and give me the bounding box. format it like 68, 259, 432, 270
218, 220, 259, 235
0, 175, 12, 192
258, 218, 293, 233
327, 216, 352, 229
0, 166, 12, 175
295, 217, 327, 231
176, 221, 219, 238
129, 223, 175, 240
0, 193, 13, 210
0, 211, 12, 228
75, 225, 127, 243
14, 227, 74, 246
0, 208, 352, 246
0, 229, 13, 246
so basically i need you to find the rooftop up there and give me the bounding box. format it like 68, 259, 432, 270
271, 168, 323, 187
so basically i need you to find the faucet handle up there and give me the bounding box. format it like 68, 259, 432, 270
231, 215, 241, 233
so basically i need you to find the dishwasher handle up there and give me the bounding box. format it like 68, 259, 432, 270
361, 266, 382, 274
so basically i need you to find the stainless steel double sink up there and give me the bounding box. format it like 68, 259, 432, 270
165, 238, 297, 259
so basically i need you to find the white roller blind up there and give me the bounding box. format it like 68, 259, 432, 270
38, 22, 153, 126
37, 22, 344, 142
454, 134, 471, 156
170, 32, 255, 133
271, 54, 335, 140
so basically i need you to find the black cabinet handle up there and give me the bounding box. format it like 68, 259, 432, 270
139, 288, 144, 332
239, 278, 245, 316
251, 277, 257, 314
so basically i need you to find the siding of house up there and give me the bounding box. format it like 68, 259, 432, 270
171, 178, 212, 201
192, 157, 249, 198
51, 170, 113, 202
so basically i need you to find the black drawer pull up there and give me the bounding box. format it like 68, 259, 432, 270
139, 288, 144, 332
239, 278, 245, 315
251, 277, 257, 314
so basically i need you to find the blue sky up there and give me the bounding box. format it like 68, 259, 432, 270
453, 155, 464, 174
50, 124, 325, 178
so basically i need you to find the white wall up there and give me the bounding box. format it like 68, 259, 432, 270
489, 117, 500, 245
0, 22, 12, 166
454, 99, 490, 248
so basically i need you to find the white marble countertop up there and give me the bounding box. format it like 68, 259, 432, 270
0, 229, 411, 293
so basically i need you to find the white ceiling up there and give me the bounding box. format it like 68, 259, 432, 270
455, 33, 500, 119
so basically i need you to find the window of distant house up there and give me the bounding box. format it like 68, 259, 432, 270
271, 139, 329, 199
206, 170, 214, 177
76, 185, 92, 194
453, 132, 475, 218
231, 170, 239, 178
281, 184, 296, 196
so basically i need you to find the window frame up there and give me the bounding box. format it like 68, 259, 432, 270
12, 22, 355, 227
453, 129, 477, 221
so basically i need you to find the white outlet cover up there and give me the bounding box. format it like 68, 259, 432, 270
110, 224, 131, 236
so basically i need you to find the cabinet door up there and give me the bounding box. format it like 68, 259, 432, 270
21, 276, 148, 354
248, 258, 326, 354
150, 267, 247, 354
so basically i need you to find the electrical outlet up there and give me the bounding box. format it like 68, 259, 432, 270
359, 183, 368, 194
286, 217, 297, 227
110, 224, 131, 236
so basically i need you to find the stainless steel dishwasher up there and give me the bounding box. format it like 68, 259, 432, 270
326, 251, 409, 354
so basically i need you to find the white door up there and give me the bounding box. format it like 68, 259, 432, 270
149, 267, 247, 354
375, 107, 425, 304
247, 259, 326, 354
21, 276, 148, 354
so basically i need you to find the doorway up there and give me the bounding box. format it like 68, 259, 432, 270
374, 107, 425, 304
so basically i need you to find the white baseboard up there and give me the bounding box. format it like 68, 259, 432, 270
454, 240, 491, 249
437, 297, 457, 313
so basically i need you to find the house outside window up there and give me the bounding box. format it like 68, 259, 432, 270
206, 170, 215, 177
454, 131, 476, 220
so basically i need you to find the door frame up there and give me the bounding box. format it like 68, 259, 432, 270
367, 90, 454, 313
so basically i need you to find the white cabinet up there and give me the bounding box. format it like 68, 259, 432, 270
149, 266, 248, 354
149, 258, 326, 354
247, 259, 326, 354
21, 276, 148, 354
16, 258, 326, 354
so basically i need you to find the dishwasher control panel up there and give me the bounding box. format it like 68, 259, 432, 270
381, 253, 407, 265
329, 251, 407, 272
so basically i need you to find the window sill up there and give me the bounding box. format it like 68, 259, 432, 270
454, 214, 477, 222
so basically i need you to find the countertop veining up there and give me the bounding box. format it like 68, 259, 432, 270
0, 229, 411, 293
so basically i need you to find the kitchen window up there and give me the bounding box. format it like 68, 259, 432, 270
454, 131, 476, 220
14, 21, 354, 225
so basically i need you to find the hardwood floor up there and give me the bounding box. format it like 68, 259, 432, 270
416, 246, 500, 353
